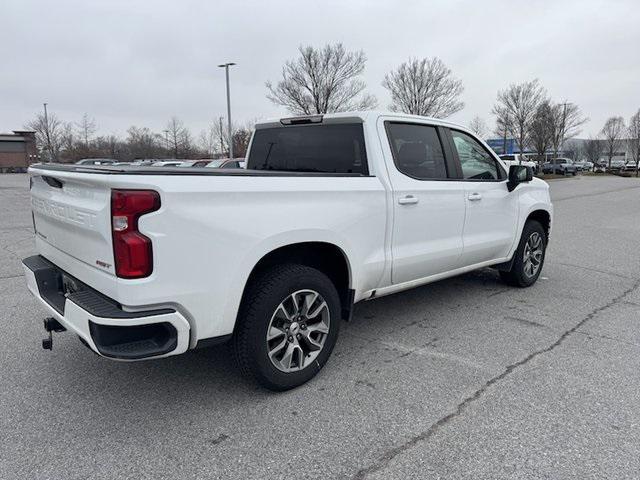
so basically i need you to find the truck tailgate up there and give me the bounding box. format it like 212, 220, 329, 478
30, 173, 115, 276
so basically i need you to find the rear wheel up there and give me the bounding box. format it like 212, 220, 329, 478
233, 264, 341, 391
500, 220, 547, 287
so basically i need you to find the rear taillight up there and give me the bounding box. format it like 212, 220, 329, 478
111, 190, 160, 279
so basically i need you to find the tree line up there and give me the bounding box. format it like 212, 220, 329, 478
26, 113, 253, 163
25, 42, 640, 173
265, 43, 638, 171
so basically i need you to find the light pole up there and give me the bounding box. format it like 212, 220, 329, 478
218, 62, 236, 159
43, 102, 53, 162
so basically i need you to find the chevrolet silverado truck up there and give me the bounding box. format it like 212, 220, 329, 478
23, 111, 552, 390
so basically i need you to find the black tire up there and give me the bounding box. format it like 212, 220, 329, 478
500, 220, 547, 287
233, 263, 341, 391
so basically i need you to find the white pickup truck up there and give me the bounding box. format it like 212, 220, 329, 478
23, 111, 552, 390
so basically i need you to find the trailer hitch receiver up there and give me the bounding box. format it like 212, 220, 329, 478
42, 317, 66, 350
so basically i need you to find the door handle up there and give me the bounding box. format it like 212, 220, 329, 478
468, 192, 482, 201
398, 195, 419, 205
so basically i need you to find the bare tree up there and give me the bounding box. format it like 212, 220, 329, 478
202, 118, 231, 157
382, 57, 464, 118
628, 109, 640, 176
528, 101, 554, 164
58, 121, 84, 162
600, 116, 626, 168
198, 123, 219, 158
179, 129, 195, 158
126, 126, 161, 159
25, 111, 63, 162
549, 102, 588, 157
266, 43, 377, 115
584, 137, 603, 167
232, 128, 252, 158
60, 122, 76, 154
492, 105, 512, 155
77, 113, 97, 148
94, 135, 123, 159
468, 116, 488, 138
166, 117, 189, 158
200, 118, 252, 158
494, 79, 546, 163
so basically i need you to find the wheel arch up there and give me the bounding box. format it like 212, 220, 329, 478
239, 241, 354, 325
499, 205, 552, 273
526, 209, 551, 242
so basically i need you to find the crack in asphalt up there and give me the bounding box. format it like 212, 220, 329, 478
0, 273, 24, 280
574, 329, 640, 349
352, 277, 640, 480
557, 262, 634, 281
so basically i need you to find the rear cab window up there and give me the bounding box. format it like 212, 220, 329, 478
247, 123, 368, 174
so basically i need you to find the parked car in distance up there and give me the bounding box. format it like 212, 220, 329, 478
130, 159, 154, 166
189, 160, 214, 167
75, 158, 118, 166
574, 160, 593, 172
220, 159, 246, 169
623, 161, 638, 172
542, 158, 577, 175
204, 159, 228, 168
151, 160, 184, 167
171, 160, 212, 167
593, 160, 607, 173
608, 159, 627, 172
23, 111, 553, 391
499, 154, 538, 173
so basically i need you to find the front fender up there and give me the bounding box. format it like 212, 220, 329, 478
508, 180, 553, 258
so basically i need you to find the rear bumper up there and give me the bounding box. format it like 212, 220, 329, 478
22, 255, 190, 360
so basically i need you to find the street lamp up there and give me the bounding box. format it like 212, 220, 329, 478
218, 62, 236, 159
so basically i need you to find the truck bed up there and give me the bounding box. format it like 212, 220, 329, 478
31, 163, 367, 177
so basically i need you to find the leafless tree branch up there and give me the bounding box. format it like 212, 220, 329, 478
266, 43, 377, 115
493, 79, 546, 159
600, 116, 626, 168
382, 57, 464, 118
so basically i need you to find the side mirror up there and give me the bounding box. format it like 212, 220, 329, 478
507, 165, 533, 192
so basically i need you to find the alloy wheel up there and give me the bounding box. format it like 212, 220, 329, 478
523, 232, 543, 278
266, 289, 330, 373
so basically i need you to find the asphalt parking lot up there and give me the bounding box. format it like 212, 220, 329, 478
2, 173, 640, 479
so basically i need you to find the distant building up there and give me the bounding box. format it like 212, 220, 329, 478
564, 138, 630, 163
486, 138, 517, 155
0, 131, 38, 172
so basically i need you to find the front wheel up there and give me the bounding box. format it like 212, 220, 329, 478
233, 264, 341, 391
500, 220, 547, 287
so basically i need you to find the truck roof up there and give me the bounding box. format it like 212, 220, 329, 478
255, 110, 466, 131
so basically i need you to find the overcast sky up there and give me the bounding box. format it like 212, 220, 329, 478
3, 0, 639, 139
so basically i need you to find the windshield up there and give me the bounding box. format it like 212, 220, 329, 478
247, 123, 368, 174
205, 160, 226, 168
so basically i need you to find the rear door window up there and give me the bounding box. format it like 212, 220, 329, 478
385, 123, 448, 180
247, 124, 368, 174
